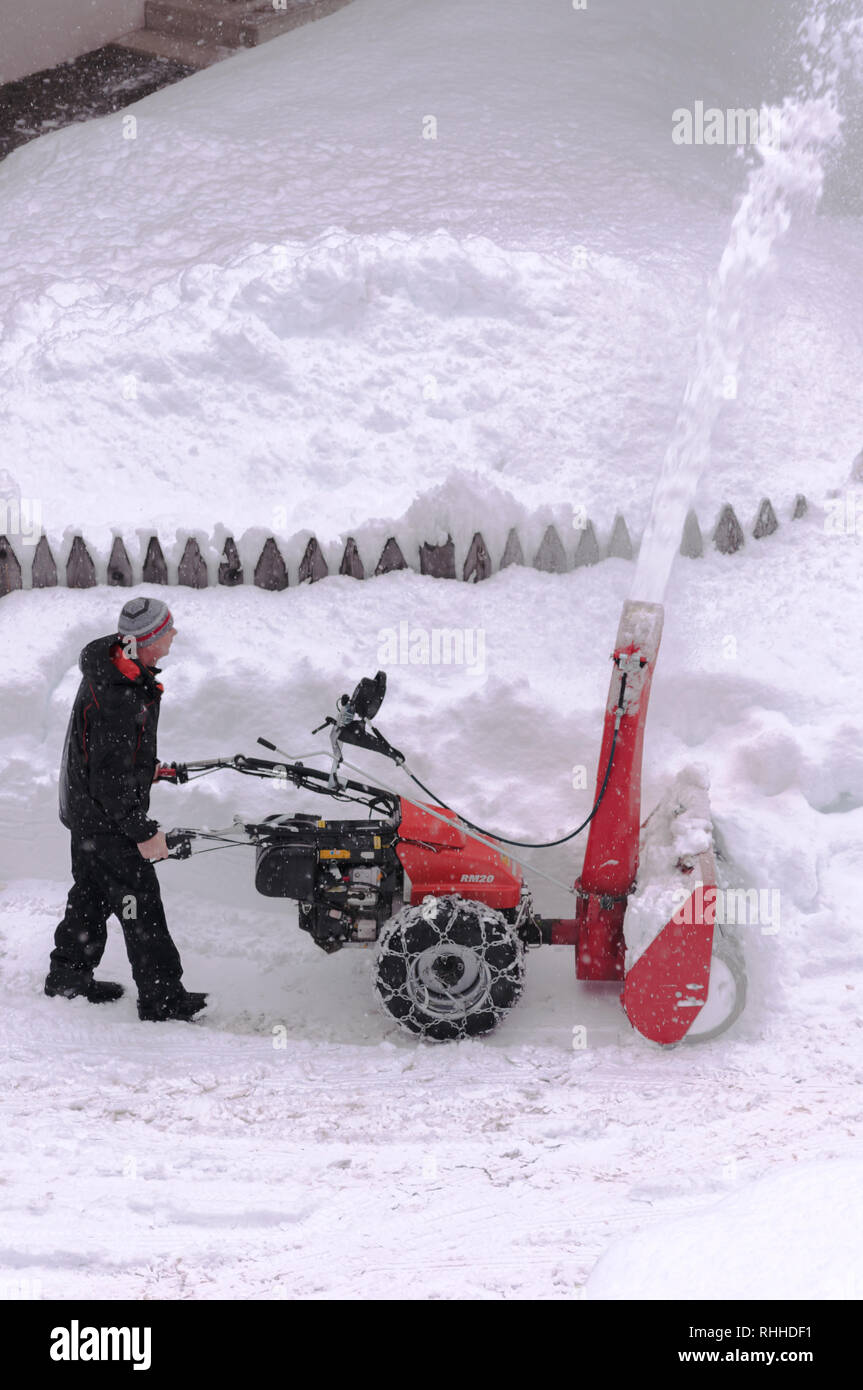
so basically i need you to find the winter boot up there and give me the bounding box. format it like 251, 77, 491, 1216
45, 974, 124, 1004
137, 989, 208, 1023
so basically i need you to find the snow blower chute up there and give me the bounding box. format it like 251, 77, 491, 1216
163, 606, 744, 1045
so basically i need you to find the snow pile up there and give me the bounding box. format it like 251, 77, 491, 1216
585, 1159, 863, 1299
1, 0, 862, 544
0, 229, 674, 542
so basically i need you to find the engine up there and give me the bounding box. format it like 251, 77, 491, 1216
252, 799, 527, 954
254, 812, 403, 952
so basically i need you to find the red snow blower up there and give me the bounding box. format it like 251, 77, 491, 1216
164, 601, 745, 1045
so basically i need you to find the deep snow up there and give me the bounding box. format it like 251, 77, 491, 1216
1, 0, 863, 1301
2, 513, 863, 1298
1, 0, 862, 549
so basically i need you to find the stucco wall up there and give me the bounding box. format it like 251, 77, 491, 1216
0, 0, 146, 84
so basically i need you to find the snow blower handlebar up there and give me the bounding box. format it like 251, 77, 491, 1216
162, 672, 405, 860
162, 746, 402, 859
171, 751, 399, 809
163, 655, 627, 871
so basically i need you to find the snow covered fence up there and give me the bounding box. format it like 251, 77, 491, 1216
0, 496, 807, 597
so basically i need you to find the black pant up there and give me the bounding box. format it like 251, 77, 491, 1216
49, 834, 184, 1005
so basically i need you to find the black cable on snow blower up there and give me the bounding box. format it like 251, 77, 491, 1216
402, 672, 629, 850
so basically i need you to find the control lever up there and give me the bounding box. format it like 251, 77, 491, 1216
164, 830, 193, 859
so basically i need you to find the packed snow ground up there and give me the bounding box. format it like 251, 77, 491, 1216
1, 0, 863, 1300
2, 513, 863, 1299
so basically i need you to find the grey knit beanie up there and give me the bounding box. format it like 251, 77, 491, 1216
117, 596, 174, 649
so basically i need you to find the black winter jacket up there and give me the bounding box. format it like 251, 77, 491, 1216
58, 634, 164, 843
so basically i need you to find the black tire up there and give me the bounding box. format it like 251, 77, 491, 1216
374, 894, 526, 1042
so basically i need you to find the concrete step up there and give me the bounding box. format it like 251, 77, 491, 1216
112, 28, 236, 69
144, 0, 352, 50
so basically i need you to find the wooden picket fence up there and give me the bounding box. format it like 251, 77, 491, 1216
0, 495, 807, 598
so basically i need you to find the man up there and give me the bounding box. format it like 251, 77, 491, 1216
45, 596, 207, 1023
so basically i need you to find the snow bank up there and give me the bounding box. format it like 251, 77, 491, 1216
585, 1160, 863, 1299
1, 0, 861, 541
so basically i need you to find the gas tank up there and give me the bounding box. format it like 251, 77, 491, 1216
395, 800, 522, 910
